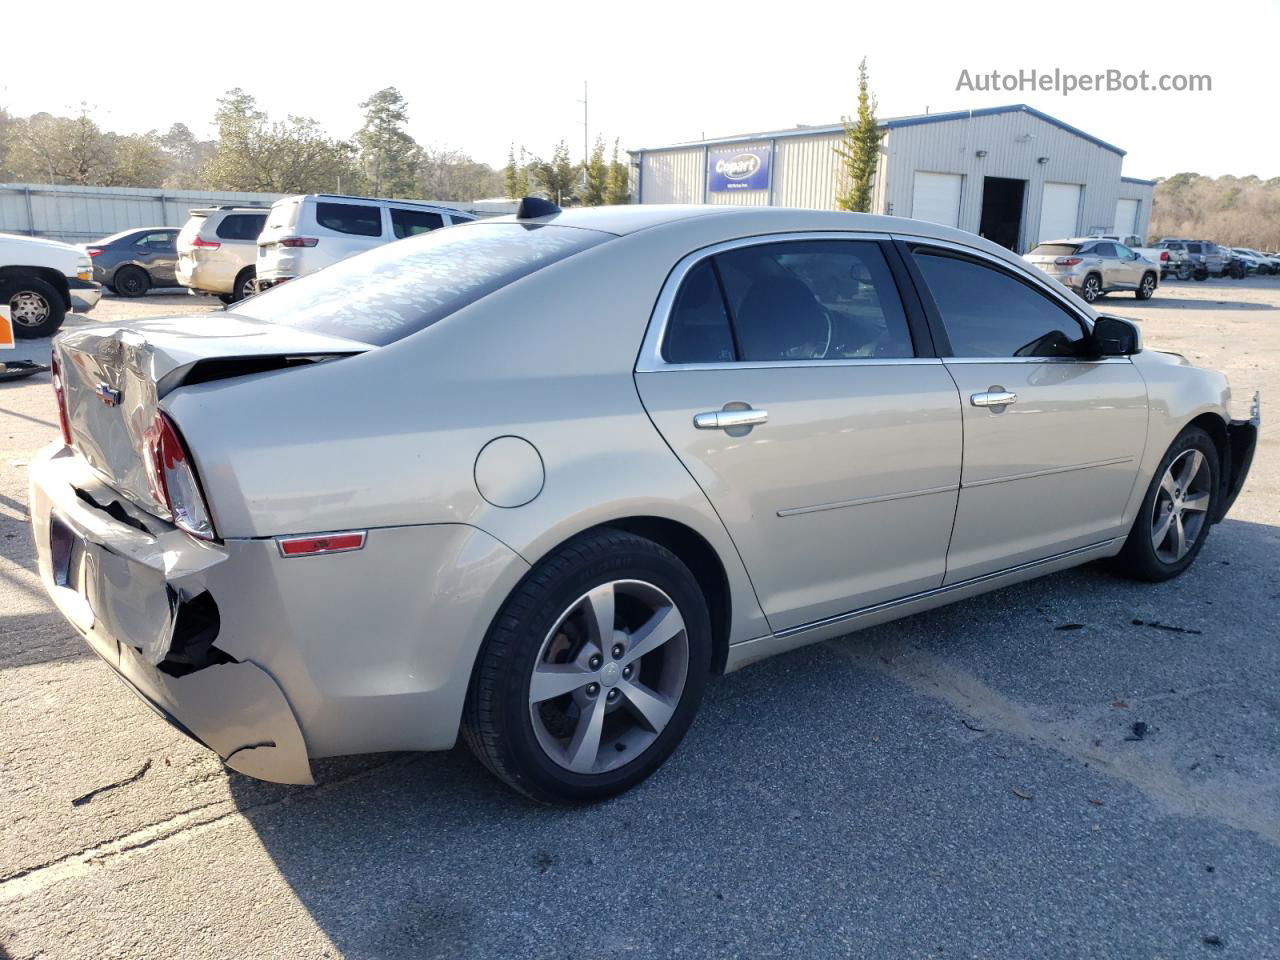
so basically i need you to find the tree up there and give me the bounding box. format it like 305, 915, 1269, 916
416, 146, 503, 201
203, 88, 359, 194
6, 106, 116, 184
355, 87, 419, 198
160, 123, 215, 189
514, 147, 531, 197
102, 131, 169, 187
531, 140, 578, 204
834, 57, 883, 213
581, 136, 608, 206
504, 144, 520, 198
606, 139, 630, 205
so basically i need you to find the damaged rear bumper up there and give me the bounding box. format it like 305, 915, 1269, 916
29, 443, 313, 785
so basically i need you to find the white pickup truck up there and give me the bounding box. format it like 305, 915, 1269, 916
1088, 233, 1190, 280
1, 233, 101, 338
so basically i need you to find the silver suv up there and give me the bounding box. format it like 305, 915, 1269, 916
1025, 237, 1159, 302
176, 207, 270, 303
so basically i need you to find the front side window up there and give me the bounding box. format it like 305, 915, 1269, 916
231, 223, 609, 346
215, 214, 267, 241
390, 208, 445, 238
912, 249, 1087, 358
315, 202, 383, 237
660, 239, 914, 364
1115, 244, 1135, 259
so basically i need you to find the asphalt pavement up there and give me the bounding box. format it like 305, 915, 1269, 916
1, 285, 1277, 959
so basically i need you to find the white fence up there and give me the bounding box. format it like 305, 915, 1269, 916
1, 184, 517, 243
0, 183, 283, 242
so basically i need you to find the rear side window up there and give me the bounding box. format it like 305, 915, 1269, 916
231, 223, 609, 346
662, 260, 736, 364
390, 208, 444, 238
215, 214, 267, 241
912, 249, 1086, 358
1091, 242, 1118, 257
316, 202, 382, 237
1186, 243, 1202, 254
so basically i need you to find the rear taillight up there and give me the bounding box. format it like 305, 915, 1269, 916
278, 236, 319, 248
1054, 257, 1082, 266
190, 236, 221, 249
1160, 251, 1169, 262
143, 413, 215, 540
50, 353, 72, 447
86, 247, 103, 258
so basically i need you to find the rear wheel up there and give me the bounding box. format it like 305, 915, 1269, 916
2, 277, 66, 338
1113, 427, 1218, 582
113, 265, 150, 298
231, 268, 255, 303
1193, 267, 1208, 281
463, 528, 711, 804
1080, 274, 1102, 303
1175, 262, 1192, 281
1135, 272, 1156, 300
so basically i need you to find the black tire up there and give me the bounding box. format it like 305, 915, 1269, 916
1112, 426, 1219, 582
463, 528, 712, 804
1, 277, 67, 338
113, 265, 150, 298
1175, 263, 1192, 281
1229, 262, 1245, 279
1135, 271, 1156, 300
1080, 273, 1102, 303
230, 268, 255, 303
1193, 267, 1208, 281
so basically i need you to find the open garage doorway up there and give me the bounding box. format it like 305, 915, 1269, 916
979, 177, 1026, 251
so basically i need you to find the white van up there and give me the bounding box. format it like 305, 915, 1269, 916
255, 195, 476, 289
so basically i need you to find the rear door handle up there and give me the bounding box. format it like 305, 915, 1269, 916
693, 407, 769, 430
971, 390, 1017, 408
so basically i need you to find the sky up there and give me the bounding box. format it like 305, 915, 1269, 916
5, 0, 1280, 180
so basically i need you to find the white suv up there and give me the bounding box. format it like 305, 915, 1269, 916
176, 207, 270, 303
255, 195, 475, 289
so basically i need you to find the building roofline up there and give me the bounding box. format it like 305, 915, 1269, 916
1120, 176, 1158, 186
628, 103, 1126, 157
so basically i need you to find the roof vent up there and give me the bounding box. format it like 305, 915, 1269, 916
515, 196, 561, 219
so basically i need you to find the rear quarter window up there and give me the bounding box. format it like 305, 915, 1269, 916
230, 223, 609, 346
315, 202, 383, 237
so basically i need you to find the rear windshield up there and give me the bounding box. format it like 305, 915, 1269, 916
230, 222, 609, 346
1029, 243, 1080, 256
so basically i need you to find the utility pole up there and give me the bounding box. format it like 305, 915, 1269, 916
578, 81, 589, 165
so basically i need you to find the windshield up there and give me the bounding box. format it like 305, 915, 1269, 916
231, 222, 610, 346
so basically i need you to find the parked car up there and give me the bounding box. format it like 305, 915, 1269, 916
0, 232, 100, 337
1088, 233, 1182, 280
82, 227, 179, 297
31, 202, 1258, 803
1237, 248, 1279, 275
176, 207, 269, 303
1230, 249, 1267, 275
1157, 240, 1227, 281
255, 194, 476, 290
1025, 237, 1159, 301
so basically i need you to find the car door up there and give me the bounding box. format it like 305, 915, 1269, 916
1088, 241, 1124, 288
389, 207, 445, 239
1112, 243, 1145, 287
903, 241, 1148, 583
635, 234, 963, 633
137, 231, 178, 284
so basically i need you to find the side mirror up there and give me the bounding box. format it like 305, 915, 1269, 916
1089, 315, 1142, 357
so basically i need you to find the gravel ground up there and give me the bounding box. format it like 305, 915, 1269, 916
1, 281, 1277, 959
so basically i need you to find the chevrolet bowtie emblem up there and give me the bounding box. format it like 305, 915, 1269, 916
95, 383, 122, 407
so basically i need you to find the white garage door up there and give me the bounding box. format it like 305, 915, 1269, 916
912, 172, 963, 228
1114, 198, 1139, 237
1039, 182, 1082, 242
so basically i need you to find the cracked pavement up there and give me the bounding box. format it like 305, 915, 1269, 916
1, 285, 1278, 958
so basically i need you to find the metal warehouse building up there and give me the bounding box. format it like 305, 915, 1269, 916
629, 104, 1155, 253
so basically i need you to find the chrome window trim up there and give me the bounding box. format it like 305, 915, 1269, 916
636, 230, 919, 374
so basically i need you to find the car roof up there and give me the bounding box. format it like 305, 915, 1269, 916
275, 194, 468, 212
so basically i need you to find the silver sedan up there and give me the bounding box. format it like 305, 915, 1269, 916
29, 202, 1258, 803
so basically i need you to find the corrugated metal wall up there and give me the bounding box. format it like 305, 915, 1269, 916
0, 183, 284, 242
775, 133, 843, 209
636, 149, 704, 204
879, 112, 1124, 251
1117, 179, 1156, 241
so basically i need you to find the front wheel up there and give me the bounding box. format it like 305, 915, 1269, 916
1, 277, 67, 338
463, 528, 712, 803
1112, 427, 1219, 582
1135, 272, 1156, 300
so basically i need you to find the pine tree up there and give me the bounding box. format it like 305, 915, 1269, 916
834, 58, 883, 213
354, 87, 419, 198
504, 144, 519, 198
606, 139, 630, 205
515, 147, 530, 197
582, 137, 608, 205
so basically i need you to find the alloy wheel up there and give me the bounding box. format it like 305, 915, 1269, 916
1151, 449, 1212, 563
1083, 276, 1100, 301
528, 579, 689, 775
9, 291, 50, 327
1141, 275, 1155, 297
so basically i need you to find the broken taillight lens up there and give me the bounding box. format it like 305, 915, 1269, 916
144, 413, 215, 540
50, 352, 72, 447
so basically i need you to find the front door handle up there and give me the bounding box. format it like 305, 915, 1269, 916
693, 407, 769, 430
971, 390, 1017, 408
